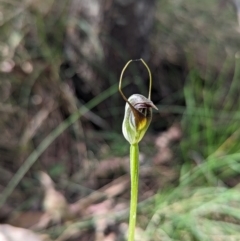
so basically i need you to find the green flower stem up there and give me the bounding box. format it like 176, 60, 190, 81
128, 143, 139, 241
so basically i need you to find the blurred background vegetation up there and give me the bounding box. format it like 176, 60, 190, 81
1, 0, 240, 240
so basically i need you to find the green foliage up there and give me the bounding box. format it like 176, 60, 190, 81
146, 186, 240, 241
143, 51, 240, 240
180, 53, 240, 183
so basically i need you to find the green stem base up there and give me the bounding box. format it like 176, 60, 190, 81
128, 143, 139, 241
